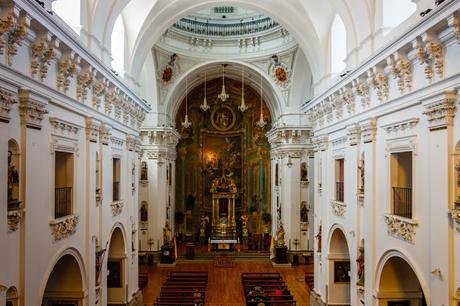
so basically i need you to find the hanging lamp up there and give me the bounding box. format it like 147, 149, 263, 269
256, 73, 267, 128
200, 70, 210, 111
238, 67, 248, 112
217, 64, 229, 102
181, 76, 192, 128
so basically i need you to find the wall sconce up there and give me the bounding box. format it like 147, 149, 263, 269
286, 155, 293, 168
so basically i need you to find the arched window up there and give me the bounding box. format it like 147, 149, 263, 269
382, 0, 416, 29
111, 15, 125, 75
52, 0, 81, 34
330, 15, 347, 74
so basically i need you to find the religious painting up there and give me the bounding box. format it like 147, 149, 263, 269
162, 65, 173, 82
334, 261, 351, 283
275, 66, 287, 82
107, 260, 122, 288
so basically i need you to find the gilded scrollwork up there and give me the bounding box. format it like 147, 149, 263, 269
111, 200, 124, 216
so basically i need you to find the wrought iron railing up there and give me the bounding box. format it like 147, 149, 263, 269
55, 187, 72, 219
336, 182, 344, 202
393, 187, 412, 219
113, 181, 120, 202
173, 16, 279, 37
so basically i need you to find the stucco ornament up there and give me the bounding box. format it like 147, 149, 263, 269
384, 214, 418, 243
269, 55, 291, 89
49, 214, 79, 241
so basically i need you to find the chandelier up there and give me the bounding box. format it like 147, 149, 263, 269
238, 67, 248, 112
256, 73, 267, 128
217, 64, 229, 102
200, 70, 210, 111
181, 76, 192, 128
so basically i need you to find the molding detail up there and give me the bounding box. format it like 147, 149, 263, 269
381, 118, 419, 135
384, 214, 418, 243
49, 214, 79, 241
388, 52, 412, 94
369, 68, 389, 102
111, 201, 124, 216
18, 89, 48, 129
360, 118, 377, 143
422, 90, 457, 131
85, 117, 100, 142
331, 201, 346, 217
126, 135, 137, 151
111, 136, 125, 149
353, 78, 370, 109
7, 208, 24, 232
0, 88, 17, 122
49, 117, 81, 139
92, 78, 107, 109
414, 35, 444, 83
77, 66, 96, 102
0, 6, 29, 66
347, 124, 361, 146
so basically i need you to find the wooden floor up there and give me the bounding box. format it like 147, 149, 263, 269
141, 259, 312, 306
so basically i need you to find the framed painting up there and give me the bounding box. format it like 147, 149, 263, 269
334, 260, 351, 283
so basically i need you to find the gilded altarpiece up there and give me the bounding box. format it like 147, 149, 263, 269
175, 78, 271, 233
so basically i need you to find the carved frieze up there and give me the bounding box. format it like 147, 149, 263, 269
49, 117, 81, 139
111, 200, 124, 216
0, 88, 17, 122
360, 118, 377, 143
331, 201, 346, 217
111, 136, 124, 149
57, 51, 80, 93
381, 117, 419, 137
85, 117, 100, 143
7, 208, 23, 232
49, 214, 79, 241
384, 214, 418, 243
18, 89, 48, 129
422, 90, 457, 131
31, 33, 59, 81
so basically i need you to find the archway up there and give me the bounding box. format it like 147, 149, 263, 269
327, 227, 351, 305
41, 254, 85, 306
6, 286, 18, 306
107, 227, 127, 304
377, 255, 427, 306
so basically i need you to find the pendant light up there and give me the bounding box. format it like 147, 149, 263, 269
181, 76, 192, 128
256, 73, 267, 128
217, 64, 229, 102
238, 67, 248, 112
200, 70, 210, 111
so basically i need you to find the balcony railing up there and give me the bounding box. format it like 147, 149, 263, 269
393, 187, 412, 219
173, 16, 279, 37
335, 181, 344, 202
55, 187, 72, 219
113, 181, 120, 202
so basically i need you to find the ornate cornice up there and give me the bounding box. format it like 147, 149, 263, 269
77, 66, 96, 102
143, 128, 181, 147
381, 117, 419, 136
111, 136, 125, 149
18, 89, 48, 129
0, 88, 17, 122
422, 90, 457, 131
369, 68, 389, 102
57, 51, 80, 93
267, 127, 311, 147
384, 214, 418, 243
85, 117, 100, 143
111, 200, 124, 216
31, 32, 59, 81
360, 118, 377, 143
49, 117, 82, 139
49, 214, 79, 241
388, 52, 412, 94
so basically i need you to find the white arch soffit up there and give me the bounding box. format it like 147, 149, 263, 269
38, 246, 88, 302
127, 0, 324, 83
107, 222, 128, 255
326, 223, 351, 255
374, 249, 430, 303
166, 60, 283, 122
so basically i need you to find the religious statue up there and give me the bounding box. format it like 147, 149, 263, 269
300, 202, 309, 223
276, 223, 285, 247
316, 225, 322, 252
200, 214, 209, 237
163, 221, 172, 247
356, 243, 365, 286
8, 151, 19, 205
358, 157, 365, 194
300, 162, 308, 181
140, 161, 148, 181
140, 203, 148, 222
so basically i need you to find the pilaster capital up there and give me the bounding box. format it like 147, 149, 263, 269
85, 117, 101, 143
360, 118, 377, 143
0, 87, 17, 122
422, 90, 457, 131
99, 123, 112, 145
18, 89, 49, 129
347, 124, 361, 146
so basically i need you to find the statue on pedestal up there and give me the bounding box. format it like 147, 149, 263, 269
200, 214, 209, 237
163, 220, 172, 247
240, 214, 248, 237
356, 243, 365, 286
276, 223, 285, 247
